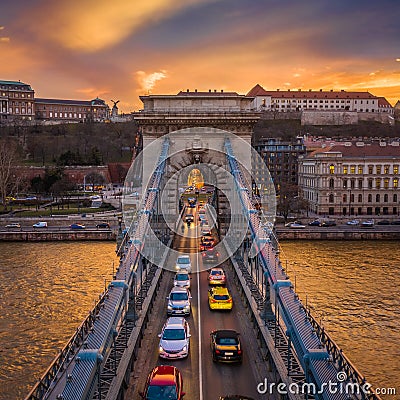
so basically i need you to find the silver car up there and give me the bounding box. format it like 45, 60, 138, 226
175, 255, 192, 273
167, 287, 192, 317
158, 317, 191, 359
173, 272, 191, 289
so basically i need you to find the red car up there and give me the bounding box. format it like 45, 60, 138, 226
208, 267, 226, 285
139, 365, 185, 399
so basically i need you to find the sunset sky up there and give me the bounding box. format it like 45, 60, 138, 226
1, 0, 399, 112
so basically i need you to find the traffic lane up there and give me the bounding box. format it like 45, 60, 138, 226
128, 239, 200, 399
199, 260, 266, 400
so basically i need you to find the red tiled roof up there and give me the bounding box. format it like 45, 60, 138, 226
246, 84, 267, 97
377, 97, 393, 107
306, 143, 400, 158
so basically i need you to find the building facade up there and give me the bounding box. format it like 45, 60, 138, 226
252, 137, 306, 193
247, 84, 393, 114
35, 97, 109, 122
299, 142, 400, 216
0, 80, 35, 122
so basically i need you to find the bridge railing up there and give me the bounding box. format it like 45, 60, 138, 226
224, 138, 382, 400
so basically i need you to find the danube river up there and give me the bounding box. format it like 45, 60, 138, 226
0, 241, 399, 399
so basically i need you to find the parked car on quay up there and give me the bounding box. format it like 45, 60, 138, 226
390, 220, 400, 225
321, 220, 336, 227
33, 221, 48, 228
377, 220, 390, 225
288, 222, 306, 229
361, 220, 374, 228
96, 222, 110, 229
308, 220, 321, 226
5, 222, 21, 228
70, 223, 85, 230
346, 219, 360, 226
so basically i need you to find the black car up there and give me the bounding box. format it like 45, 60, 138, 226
377, 220, 390, 225
184, 214, 194, 223
321, 220, 336, 227
391, 220, 400, 225
96, 223, 110, 229
308, 220, 321, 226
202, 248, 219, 264
210, 329, 242, 363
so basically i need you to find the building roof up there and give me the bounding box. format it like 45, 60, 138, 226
177, 89, 240, 97
35, 98, 107, 107
377, 97, 393, 107
306, 142, 400, 159
0, 80, 32, 89
247, 84, 379, 100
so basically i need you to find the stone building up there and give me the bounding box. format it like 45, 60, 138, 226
0, 80, 35, 122
35, 97, 109, 122
298, 141, 400, 217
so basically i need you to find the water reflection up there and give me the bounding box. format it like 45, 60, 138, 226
280, 241, 400, 397
0, 242, 118, 400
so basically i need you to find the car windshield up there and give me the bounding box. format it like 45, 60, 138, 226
162, 328, 185, 340
214, 294, 229, 301
177, 257, 190, 264
147, 385, 177, 399
217, 337, 238, 345
170, 293, 188, 301
175, 274, 189, 281
211, 270, 222, 275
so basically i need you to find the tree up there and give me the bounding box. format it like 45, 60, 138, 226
0, 140, 20, 210
85, 171, 106, 191
277, 182, 300, 222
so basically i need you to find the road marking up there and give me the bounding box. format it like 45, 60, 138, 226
196, 220, 204, 400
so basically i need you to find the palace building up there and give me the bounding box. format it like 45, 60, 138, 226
0, 80, 35, 122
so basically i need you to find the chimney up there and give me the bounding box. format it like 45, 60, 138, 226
186, 89, 189, 92
214, 89, 217, 92
288, 89, 290, 91
330, 89, 333, 92
221, 89, 224, 93
277, 89, 280, 92
320, 89, 322, 92
309, 89, 312, 92
209, 89, 211, 92
195, 89, 197, 92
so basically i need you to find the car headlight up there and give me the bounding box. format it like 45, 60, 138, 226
182, 345, 187, 352
167, 304, 173, 310
159, 346, 164, 353
184, 305, 190, 310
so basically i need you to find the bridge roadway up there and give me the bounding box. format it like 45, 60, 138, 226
126, 208, 274, 400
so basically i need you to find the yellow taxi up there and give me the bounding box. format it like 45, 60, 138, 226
208, 286, 233, 311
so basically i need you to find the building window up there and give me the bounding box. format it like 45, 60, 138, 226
350, 165, 356, 174
358, 194, 362, 203
384, 194, 388, 202
329, 178, 334, 189
394, 165, 399, 174
375, 178, 381, 189
329, 165, 335, 174
368, 178, 373, 189
368, 194, 372, 203
384, 178, 389, 189
358, 179, 363, 189
394, 194, 398, 202
358, 165, 363, 174
343, 194, 347, 203
350, 179, 355, 189
343, 165, 348, 174
376, 194, 380, 202
329, 194, 334, 203
394, 178, 398, 188
384, 165, 390, 174
343, 179, 348, 188
368, 165, 373, 174
376, 165, 381, 174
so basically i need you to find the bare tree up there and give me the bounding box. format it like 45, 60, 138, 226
0, 140, 20, 210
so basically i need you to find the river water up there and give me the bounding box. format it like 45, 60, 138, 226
0, 241, 398, 399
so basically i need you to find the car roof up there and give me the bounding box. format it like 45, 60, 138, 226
214, 329, 239, 338
211, 286, 229, 295
210, 267, 224, 273
177, 255, 190, 260
149, 365, 178, 385
170, 286, 189, 294
165, 317, 186, 329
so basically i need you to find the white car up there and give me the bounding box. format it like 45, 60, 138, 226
33, 221, 48, 228
175, 255, 192, 273
158, 317, 190, 359
346, 219, 360, 226
289, 222, 306, 229
173, 272, 191, 289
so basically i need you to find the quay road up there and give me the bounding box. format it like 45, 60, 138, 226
126, 207, 274, 400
